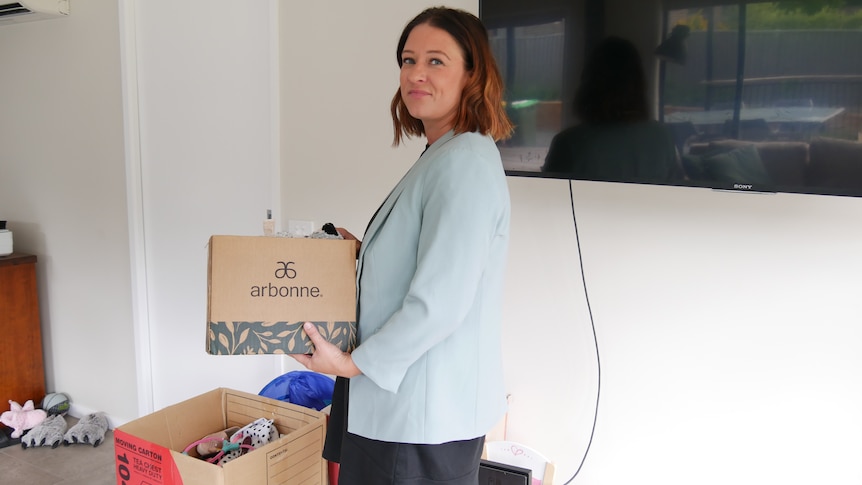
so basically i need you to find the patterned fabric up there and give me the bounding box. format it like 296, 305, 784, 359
216, 418, 279, 465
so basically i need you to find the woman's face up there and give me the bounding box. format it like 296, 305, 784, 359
400, 23, 469, 142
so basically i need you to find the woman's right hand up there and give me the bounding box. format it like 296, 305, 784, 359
337, 227, 361, 258
290, 322, 361, 378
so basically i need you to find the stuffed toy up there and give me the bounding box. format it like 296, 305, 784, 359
21, 414, 68, 449
63, 412, 109, 447
0, 400, 47, 439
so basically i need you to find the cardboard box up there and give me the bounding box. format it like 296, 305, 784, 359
207, 235, 357, 355
114, 388, 327, 485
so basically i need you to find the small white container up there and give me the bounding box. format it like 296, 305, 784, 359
0, 228, 12, 256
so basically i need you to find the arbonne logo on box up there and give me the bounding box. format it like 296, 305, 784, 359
249, 261, 323, 298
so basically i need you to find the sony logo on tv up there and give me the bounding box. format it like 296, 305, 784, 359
733, 183, 754, 190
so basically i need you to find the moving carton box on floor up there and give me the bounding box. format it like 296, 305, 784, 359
207, 235, 357, 355
113, 388, 327, 485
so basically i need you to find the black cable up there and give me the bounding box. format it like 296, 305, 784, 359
561, 180, 602, 485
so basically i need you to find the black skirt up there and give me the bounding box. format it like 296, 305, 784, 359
324, 377, 485, 485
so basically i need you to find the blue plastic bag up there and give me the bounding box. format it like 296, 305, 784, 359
259, 371, 335, 411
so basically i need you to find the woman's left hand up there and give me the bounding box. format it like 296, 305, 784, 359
291, 322, 361, 378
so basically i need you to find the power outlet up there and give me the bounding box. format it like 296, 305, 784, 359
287, 219, 315, 237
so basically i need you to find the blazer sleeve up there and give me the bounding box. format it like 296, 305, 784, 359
351, 142, 508, 393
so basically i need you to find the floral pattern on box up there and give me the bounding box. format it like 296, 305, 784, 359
207, 320, 356, 355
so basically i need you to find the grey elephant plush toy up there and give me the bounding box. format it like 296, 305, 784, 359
63, 412, 109, 447
21, 415, 68, 449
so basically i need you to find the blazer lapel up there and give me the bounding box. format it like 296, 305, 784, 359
356, 131, 458, 293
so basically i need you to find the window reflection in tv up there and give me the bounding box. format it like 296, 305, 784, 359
480, 0, 862, 197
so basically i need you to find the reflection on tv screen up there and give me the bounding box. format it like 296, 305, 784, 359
481, 0, 862, 197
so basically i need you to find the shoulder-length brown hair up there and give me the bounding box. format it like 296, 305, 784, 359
390, 7, 513, 146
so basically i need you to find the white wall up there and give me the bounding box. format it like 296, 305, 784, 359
2, 1, 861, 484
131, 0, 288, 410
505, 180, 862, 484
0, 0, 138, 421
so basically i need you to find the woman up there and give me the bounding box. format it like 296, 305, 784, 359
542, 36, 682, 182
291, 7, 513, 485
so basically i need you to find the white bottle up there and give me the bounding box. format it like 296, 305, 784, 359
0, 221, 12, 257
263, 210, 275, 236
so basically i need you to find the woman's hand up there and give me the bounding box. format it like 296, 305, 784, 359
336, 227, 361, 258
291, 322, 361, 378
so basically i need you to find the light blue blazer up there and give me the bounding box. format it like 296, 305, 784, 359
348, 131, 510, 444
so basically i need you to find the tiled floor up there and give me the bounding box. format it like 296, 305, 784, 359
0, 416, 116, 485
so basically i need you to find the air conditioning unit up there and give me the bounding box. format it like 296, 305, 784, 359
0, 0, 69, 24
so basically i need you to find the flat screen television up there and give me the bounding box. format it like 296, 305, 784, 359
480, 0, 862, 197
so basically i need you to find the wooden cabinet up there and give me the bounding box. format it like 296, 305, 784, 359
0, 254, 46, 406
